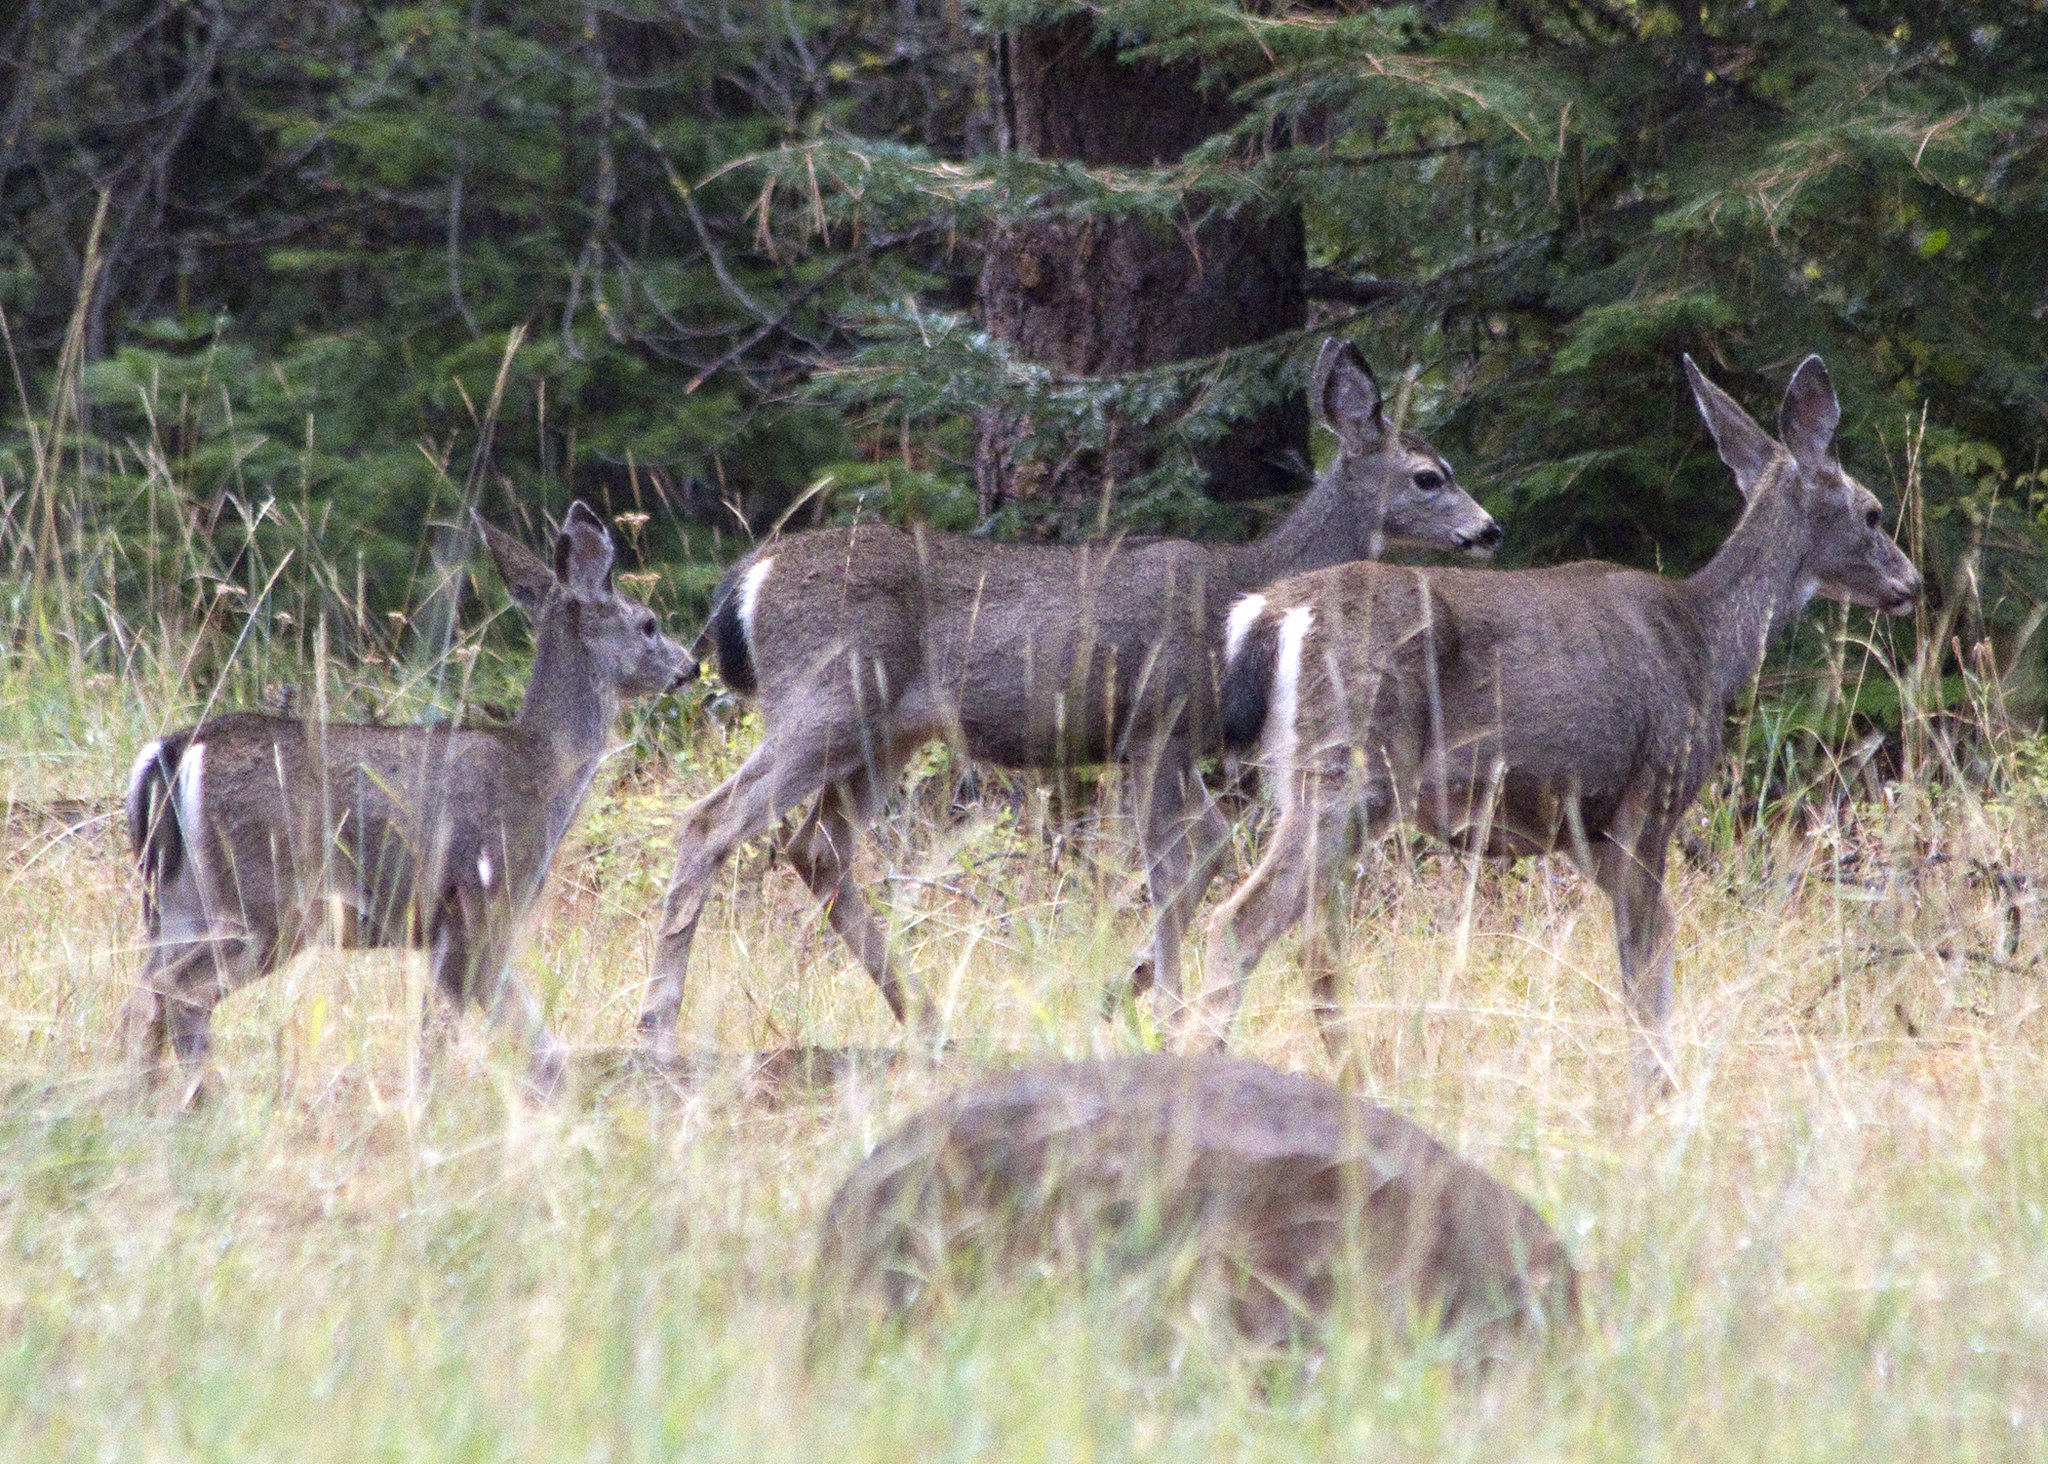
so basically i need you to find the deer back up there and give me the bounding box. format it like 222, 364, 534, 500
129, 502, 692, 950
128, 713, 557, 945
1222, 559, 1725, 853
700, 341, 1497, 767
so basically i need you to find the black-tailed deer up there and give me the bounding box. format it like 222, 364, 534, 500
640, 341, 1501, 1053
810, 1055, 1578, 1355
123, 503, 694, 1103
1204, 355, 1920, 1086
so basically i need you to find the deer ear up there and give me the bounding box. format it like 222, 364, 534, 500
1311, 339, 1387, 455
475, 511, 553, 618
1684, 354, 1778, 500
554, 500, 616, 600
1778, 355, 1841, 468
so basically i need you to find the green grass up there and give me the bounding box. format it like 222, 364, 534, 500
1, 640, 2045, 1460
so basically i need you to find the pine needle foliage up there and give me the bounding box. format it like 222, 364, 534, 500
2, 0, 2042, 701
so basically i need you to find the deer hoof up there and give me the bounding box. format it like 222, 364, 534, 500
176, 1067, 224, 1113
636, 1013, 679, 1063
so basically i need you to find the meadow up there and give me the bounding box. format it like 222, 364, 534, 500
1, 563, 2044, 1461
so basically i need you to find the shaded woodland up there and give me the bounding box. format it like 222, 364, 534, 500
2, 0, 2043, 713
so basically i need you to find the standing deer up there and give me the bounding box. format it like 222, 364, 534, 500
123, 503, 694, 1103
1203, 355, 1920, 1085
639, 340, 1502, 1053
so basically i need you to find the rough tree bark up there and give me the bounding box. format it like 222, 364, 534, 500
977, 14, 1307, 526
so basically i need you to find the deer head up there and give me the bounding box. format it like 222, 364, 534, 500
1311, 339, 1502, 555
479, 502, 697, 698
1685, 354, 1920, 616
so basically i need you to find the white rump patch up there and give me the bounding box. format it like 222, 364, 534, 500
1268, 605, 1316, 772
738, 556, 776, 645
477, 850, 494, 889
173, 741, 207, 834
1223, 593, 1268, 666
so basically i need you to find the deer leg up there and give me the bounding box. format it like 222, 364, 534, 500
785, 760, 932, 1029
428, 897, 566, 1099
1124, 750, 1230, 1012
1595, 829, 1678, 1095
119, 952, 179, 1076
1302, 809, 1365, 1060
1194, 794, 1325, 1047
138, 930, 272, 1108
641, 729, 856, 1055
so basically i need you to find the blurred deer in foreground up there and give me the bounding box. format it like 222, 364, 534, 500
1205, 356, 1920, 1088
640, 341, 1502, 1054
124, 503, 694, 1104
810, 1055, 1578, 1358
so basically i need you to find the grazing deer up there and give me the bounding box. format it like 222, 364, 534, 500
1203, 355, 1920, 1085
810, 1055, 1578, 1355
123, 503, 694, 1103
639, 341, 1502, 1053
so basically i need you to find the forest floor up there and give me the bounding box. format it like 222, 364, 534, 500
2, 682, 2045, 1461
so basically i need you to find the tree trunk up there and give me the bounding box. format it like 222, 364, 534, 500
977, 15, 1306, 528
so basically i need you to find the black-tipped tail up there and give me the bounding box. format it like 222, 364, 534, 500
126, 733, 191, 930
703, 560, 758, 695
1219, 615, 1280, 755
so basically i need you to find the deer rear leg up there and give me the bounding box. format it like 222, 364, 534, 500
1194, 800, 1322, 1048
641, 730, 854, 1056
1301, 859, 1358, 1065
785, 765, 932, 1030
128, 931, 270, 1107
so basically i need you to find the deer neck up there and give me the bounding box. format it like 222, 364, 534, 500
1228, 466, 1376, 590
1683, 480, 1817, 708
514, 607, 619, 846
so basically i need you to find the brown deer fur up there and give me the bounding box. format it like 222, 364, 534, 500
1203, 356, 1920, 1086
810, 1054, 1578, 1353
123, 503, 694, 1103
640, 341, 1501, 1051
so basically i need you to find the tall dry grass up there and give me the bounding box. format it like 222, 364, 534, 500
1, 351, 2044, 1459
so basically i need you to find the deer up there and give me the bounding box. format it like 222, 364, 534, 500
122, 502, 695, 1105
809, 1054, 1578, 1356
1201, 355, 1921, 1088
638, 340, 1503, 1055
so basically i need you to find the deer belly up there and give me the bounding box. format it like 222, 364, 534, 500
1413, 774, 1610, 858
306, 823, 429, 949
956, 707, 1114, 769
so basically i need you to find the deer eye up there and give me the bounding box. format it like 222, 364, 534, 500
1412, 469, 1444, 491
638, 613, 659, 637
1864, 507, 1881, 530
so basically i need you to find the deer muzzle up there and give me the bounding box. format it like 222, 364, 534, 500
1454, 518, 1504, 554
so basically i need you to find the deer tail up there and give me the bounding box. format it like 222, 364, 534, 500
701, 555, 764, 695
125, 732, 191, 931
1219, 595, 1281, 755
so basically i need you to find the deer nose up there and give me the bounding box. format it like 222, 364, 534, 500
1457, 519, 1503, 552
669, 655, 701, 692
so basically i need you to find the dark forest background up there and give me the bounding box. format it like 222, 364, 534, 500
3, 0, 2044, 716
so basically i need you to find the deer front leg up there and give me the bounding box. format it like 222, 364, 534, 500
642, 730, 851, 1056
1595, 829, 1678, 1096
785, 763, 932, 1031
428, 899, 566, 1099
